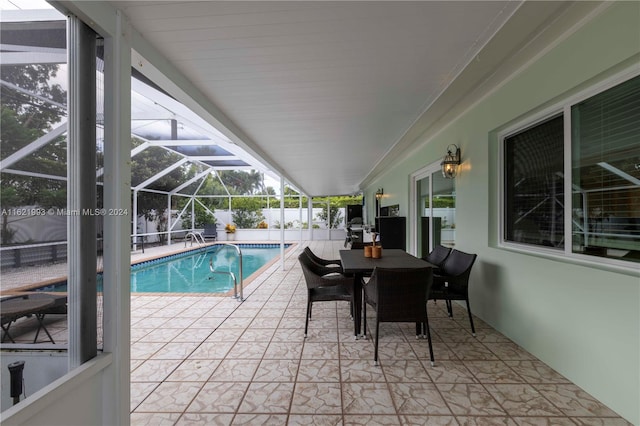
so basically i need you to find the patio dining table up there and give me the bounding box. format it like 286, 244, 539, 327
1, 297, 56, 344
339, 249, 435, 337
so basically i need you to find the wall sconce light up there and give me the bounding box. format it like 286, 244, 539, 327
441, 144, 461, 179
375, 188, 383, 218
375, 188, 384, 201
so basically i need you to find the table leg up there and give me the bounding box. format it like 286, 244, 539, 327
353, 273, 363, 339
33, 314, 55, 344
1, 321, 16, 343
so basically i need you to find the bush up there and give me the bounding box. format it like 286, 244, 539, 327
231, 197, 265, 229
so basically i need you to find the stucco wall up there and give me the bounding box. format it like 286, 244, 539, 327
366, 3, 640, 423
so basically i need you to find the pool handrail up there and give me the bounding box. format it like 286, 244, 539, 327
184, 232, 205, 247
209, 243, 243, 301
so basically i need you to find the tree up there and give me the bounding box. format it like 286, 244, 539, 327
0, 64, 66, 131
1, 64, 67, 244
313, 196, 362, 229
130, 139, 197, 242
218, 170, 265, 195
231, 197, 265, 228
316, 203, 343, 229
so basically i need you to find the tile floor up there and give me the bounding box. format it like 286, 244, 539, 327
129, 241, 630, 426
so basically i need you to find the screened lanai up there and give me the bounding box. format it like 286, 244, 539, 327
1, 1, 639, 425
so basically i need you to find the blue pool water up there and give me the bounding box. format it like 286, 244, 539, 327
131, 245, 285, 293
36, 244, 288, 294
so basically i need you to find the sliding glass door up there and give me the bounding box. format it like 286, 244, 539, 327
412, 164, 456, 257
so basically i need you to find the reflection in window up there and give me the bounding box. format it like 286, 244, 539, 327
571, 76, 640, 260
504, 115, 565, 249
503, 74, 640, 264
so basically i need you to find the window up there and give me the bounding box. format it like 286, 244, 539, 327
503, 74, 640, 264
571, 76, 640, 260
505, 115, 565, 248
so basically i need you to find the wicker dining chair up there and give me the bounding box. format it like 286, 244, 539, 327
422, 245, 452, 274
430, 249, 478, 335
303, 246, 342, 273
363, 267, 435, 366
298, 252, 355, 338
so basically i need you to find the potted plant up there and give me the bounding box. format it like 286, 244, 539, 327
225, 223, 237, 240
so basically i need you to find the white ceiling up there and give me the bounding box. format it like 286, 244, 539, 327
104, 1, 570, 196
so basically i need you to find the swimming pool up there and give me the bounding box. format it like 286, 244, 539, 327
131, 244, 287, 293
34, 244, 289, 294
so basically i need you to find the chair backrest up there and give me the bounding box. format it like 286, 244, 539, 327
424, 245, 451, 266
368, 267, 433, 321
298, 251, 338, 282
303, 247, 326, 265
203, 223, 217, 236
298, 252, 322, 287
440, 249, 477, 286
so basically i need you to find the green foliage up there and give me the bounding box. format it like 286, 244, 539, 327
1, 64, 68, 245
313, 195, 362, 228
131, 144, 185, 220
231, 197, 265, 228
432, 197, 455, 208
193, 174, 227, 208
313, 195, 362, 208
278, 186, 308, 207
316, 204, 343, 229
218, 170, 265, 195
0, 64, 66, 131
155, 211, 168, 244
193, 203, 217, 228
272, 220, 300, 229
1, 64, 68, 210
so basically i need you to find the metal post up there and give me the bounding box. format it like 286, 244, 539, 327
307, 197, 313, 241
167, 194, 171, 246
133, 189, 138, 250
191, 196, 195, 230
280, 176, 285, 270
299, 193, 303, 246
327, 198, 331, 240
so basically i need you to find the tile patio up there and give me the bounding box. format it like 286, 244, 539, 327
126, 241, 629, 426
1, 241, 629, 425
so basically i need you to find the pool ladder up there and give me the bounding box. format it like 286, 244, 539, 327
209, 243, 243, 302
184, 231, 205, 247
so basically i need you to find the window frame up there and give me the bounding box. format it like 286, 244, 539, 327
498, 67, 640, 271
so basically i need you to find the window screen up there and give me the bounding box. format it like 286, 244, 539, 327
571, 76, 640, 261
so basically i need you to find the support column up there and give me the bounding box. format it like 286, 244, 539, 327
102, 10, 132, 426
327, 198, 331, 240
133, 189, 138, 249
67, 15, 97, 367
299, 194, 303, 246
191, 195, 195, 230
307, 197, 313, 241
167, 195, 172, 245
280, 176, 285, 270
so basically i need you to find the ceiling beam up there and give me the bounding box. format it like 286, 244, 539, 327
170, 169, 212, 194
147, 139, 222, 147
133, 157, 188, 190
